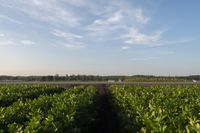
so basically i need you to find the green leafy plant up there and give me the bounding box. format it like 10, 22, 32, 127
109, 85, 200, 133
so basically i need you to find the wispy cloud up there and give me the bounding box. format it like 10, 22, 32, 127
0, 14, 21, 24
0, 0, 79, 27
0, 33, 36, 46
86, 12, 123, 35
0, 34, 14, 46
94, 11, 122, 25
133, 9, 149, 24
131, 57, 160, 61
64, 43, 84, 49
85, 2, 150, 43
0, 39, 14, 46
121, 46, 130, 50
87, 7, 149, 31
21, 40, 35, 45
122, 28, 162, 46
50, 42, 84, 49
64, 0, 86, 7
51, 29, 85, 49
121, 28, 193, 47
51, 29, 83, 40
0, 0, 194, 50
0, 0, 152, 47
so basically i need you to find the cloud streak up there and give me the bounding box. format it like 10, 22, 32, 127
0, 14, 21, 24
64, 43, 84, 49
131, 57, 160, 61
85, 2, 150, 41
133, 9, 149, 24
0, 34, 14, 46
122, 28, 162, 45
121, 28, 193, 47
51, 29, 83, 40
21, 40, 35, 45
121, 46, 130, 50
0, 0, 79, 27
93, 11, 123, 25
0, 33, 36, 47
51, 29, 85, 49
0, 0, 194, 50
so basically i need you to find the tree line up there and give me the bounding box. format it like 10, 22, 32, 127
0, 75, 199, 82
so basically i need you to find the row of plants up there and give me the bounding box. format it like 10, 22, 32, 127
0, 84, 65, 107
0, 86, 98, 132
109, 85, 200, 133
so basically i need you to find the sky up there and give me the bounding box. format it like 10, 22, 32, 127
0, 0, 200, 76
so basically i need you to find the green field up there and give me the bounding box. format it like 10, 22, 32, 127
0, 85, 98, 132
109, 85, 200, 133
0, 84, 200, 132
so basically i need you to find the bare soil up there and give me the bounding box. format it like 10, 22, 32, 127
90, 84, 120, 133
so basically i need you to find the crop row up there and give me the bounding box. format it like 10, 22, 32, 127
0, 86, 98, 132
0, 84, 65, 107
109, 85, 200, 133
1, 84, 200, 133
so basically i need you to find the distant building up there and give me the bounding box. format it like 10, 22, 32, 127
108, 80, 115, 83
192, 80, 197, 83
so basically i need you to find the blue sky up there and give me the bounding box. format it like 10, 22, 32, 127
0, 0, 200, 76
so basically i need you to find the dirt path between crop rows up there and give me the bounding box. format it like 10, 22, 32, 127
90, 84, 120, 133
